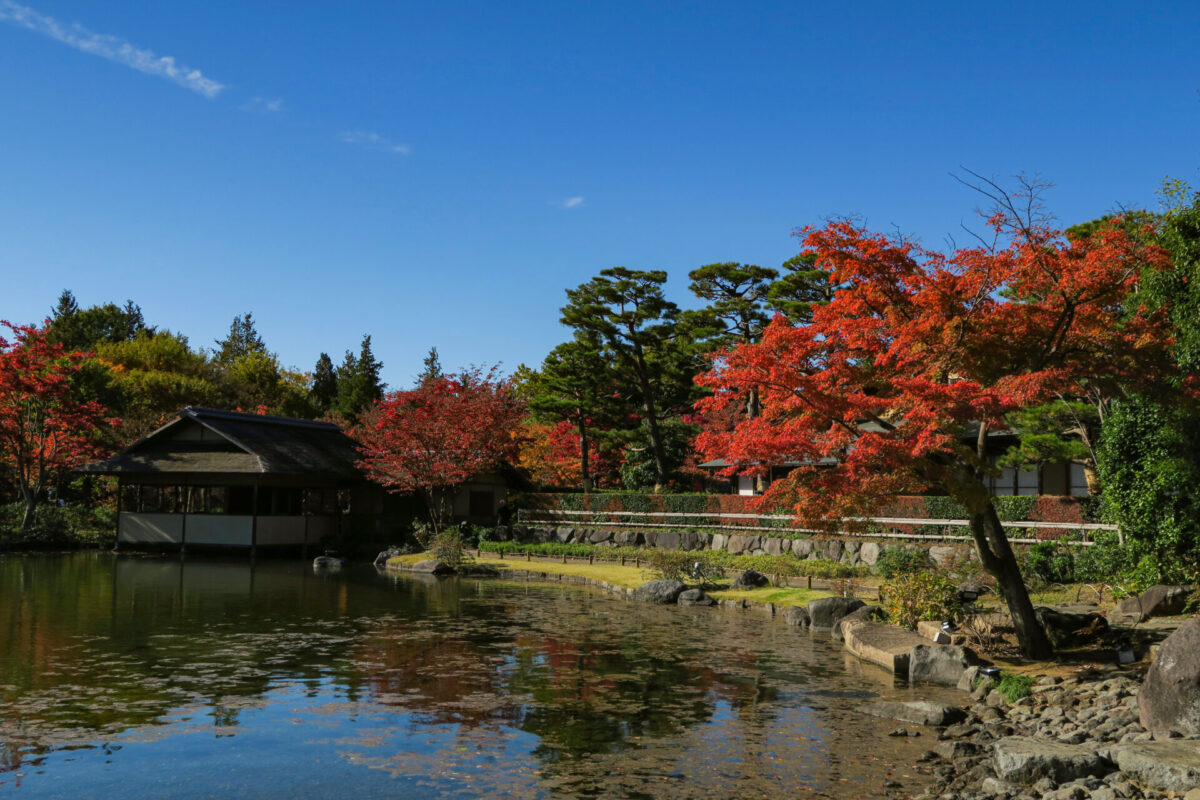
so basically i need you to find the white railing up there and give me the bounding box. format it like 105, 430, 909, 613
516, 508, 1118, 545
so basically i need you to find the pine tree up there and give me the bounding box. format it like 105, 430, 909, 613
310, 352, 338, 413
214, 313, 267, 365
417, 346, 443, 386
333, 335, 385, 419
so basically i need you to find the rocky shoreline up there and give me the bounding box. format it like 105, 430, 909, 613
903, 667, 1200, 799
389, 558, 1200, 799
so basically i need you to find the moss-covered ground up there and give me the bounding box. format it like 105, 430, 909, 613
386, 552, 834, 605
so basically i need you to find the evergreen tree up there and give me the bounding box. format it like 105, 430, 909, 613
561, 267, 690, 489
47, 290, 150, 349
527, 334, 622, 490
310, 352, 338, 413
333, 335, 385, 419
766, 253, 835, 323
214, 313, 266, 365
418, 346, 443, 386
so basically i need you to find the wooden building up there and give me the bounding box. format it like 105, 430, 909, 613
81, 407, 379, 552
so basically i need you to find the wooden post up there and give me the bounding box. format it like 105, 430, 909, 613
806, 575, 812, 589
179, 482, 189, 558
589, 554, 594, 565
499, 550, 504, 559
526, 552, 531, 562
620, 556, 625, 566
114, 478, 123, 552
250, 482, 259, 559
561, 553, 567, 564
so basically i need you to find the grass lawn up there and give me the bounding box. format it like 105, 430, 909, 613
386, 552, 834, 605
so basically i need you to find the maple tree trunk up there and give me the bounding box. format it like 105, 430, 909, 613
21, 491, 38, 532
577, 421, 592, 492
967, 503, 1054, 660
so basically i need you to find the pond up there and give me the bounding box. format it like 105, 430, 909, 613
0, 553, 956, 799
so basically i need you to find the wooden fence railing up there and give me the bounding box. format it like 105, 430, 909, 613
516, 509, 1120, 546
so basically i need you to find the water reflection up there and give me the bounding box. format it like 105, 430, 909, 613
0, 554, 952, 798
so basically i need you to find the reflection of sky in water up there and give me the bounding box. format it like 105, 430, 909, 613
0, 555, 954, 799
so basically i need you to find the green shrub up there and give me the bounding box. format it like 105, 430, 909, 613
430, 527, 470, 568
881, 572, 963, 630
995, 672, 1035, 702
1073, 531, 1139, 584
1023, 542, 1075, 584
647, 549, 693, 582
874, 546, 931, 578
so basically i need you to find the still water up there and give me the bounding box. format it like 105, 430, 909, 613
0, 553, 954, 799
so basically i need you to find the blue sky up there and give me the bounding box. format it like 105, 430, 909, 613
3, 1, 1198, 388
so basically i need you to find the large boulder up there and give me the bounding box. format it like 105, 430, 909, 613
806, 596, 865, 630
928, 546, 963, 568
763, 537, 784, 556
679, 532, 706, 551
410, 559, 455, 575
785, 606, 811, 627
859, 541, 881, 566
1034, 606, 1108, 649
859, 700, 965, 727
1112, 741, 1200, 793
655, 531, 680, 550
792, 539, 814, 557
725, 534, 758, 555
1115, 585, 1195, 621
555, 526, 575, 543
831, 604, 885, 642
612, 530, 641, 546
992, 737, 1110, 784
908, 644, 975, 687
1139, 617, 1200, 734
588, 528, 613, 544
677, 588, 715, 607
633, 580, 687, 604
709, 533, 726, 551
731, 569, 770, 590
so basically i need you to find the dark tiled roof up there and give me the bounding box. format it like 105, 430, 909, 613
80, 407, 365, 481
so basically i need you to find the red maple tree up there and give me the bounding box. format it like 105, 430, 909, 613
695, 208, 1175, 658
356, 367, 525, 531
0, 322, 118, 530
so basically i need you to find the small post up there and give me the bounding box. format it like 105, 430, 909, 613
526, 552, 531, 562
499, 550, 504, 560
589, 554, 594, 565
562, 553, 567, 564
620, 556, 625, 566
806, 575, 812, 589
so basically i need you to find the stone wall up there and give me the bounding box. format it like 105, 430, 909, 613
496, 525, 970, 568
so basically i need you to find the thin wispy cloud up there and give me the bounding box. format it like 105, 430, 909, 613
553, 196, 585, 209
0, 0, 224, 98
340, 130, 411, 156
242, 96, 285, 113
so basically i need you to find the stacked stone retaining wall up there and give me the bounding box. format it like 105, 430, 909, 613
495, 525, 970, 568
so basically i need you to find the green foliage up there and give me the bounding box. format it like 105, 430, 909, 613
995, 672, 1035, 703
334, 334, 385, 419
0, 502, 116, 547
1097, 396, 1200, 574
873, 546, 931, 578
1000, 401, 1096, 469
881, 572, 963, 630
766, 253, 834, 324
1072, 531, 1139, 584
647, 548, 693, 582
1023, 542, 1076, 584
430, 527, 471, 568
48, 290, 150, 349
213, 312, 266, 365
310, 352, 338, 413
